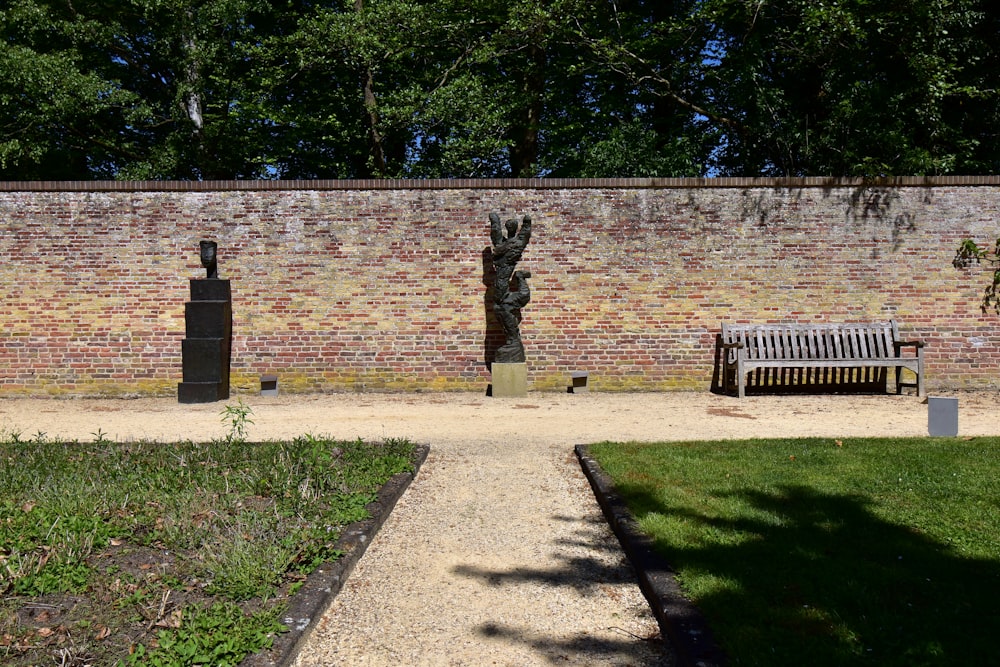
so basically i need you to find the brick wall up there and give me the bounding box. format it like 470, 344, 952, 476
2, 177, 999, 396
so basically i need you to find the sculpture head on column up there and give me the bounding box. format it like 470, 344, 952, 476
200, 240, 219, 279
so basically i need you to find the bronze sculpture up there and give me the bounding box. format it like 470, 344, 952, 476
490, 212, 532, 363
200, 240, 219, 279
179, 240, 231, 403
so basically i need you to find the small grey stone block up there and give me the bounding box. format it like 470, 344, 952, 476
260, 374, 278, 396
928, 396, 958, 436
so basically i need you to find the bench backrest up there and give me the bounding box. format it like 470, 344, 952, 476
721, 322, 900, 362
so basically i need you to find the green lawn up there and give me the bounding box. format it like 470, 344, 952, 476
588, 437, 1000, 667
0, 429, 415, 666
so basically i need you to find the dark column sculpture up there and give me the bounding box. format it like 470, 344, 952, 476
178, 240, 232, 403
490, 212, 532, 363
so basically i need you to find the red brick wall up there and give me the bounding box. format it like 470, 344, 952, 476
2, 177, 998, 396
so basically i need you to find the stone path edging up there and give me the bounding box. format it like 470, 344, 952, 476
576, 445, 728, 667
242, 444, 430, 667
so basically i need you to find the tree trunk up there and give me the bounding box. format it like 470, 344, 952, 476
357, 0, 387, 176
509, 43, 545, 177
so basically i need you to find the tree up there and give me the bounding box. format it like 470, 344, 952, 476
565, 0, 725, 176
1, 0, 279, 179
263, 0, 673, 178
1, 0, 131, 178
575, 0, 1000, 177
695, 0, 999, 176
2, 0, 998, 179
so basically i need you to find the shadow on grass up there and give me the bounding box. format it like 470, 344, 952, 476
617, 481, 1000, 667
451, 517, 674, 666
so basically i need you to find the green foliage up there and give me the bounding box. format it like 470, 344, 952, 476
0, 0, 279, 180
2, 0, 997, 179
219, 399, 254, 445
954, 237, 1000, 313
1, 476, 124, 596
124, 602, 285, 667
573, 119, 707, 178
200, 512, 296, 601
588, 437, 1000, 666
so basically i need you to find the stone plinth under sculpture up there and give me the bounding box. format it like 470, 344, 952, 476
491, 362, 528, 397
178, 241, 232, 403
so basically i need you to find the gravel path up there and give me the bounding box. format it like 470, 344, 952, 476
1, 390, 995, 666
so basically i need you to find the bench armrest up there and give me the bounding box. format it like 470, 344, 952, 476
721, 342, 744, 350
894, 340, 925, 349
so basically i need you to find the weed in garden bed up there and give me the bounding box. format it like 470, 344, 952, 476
0, 432, 415, 666
220, 400, 254, 446
588, 437, 1000, 667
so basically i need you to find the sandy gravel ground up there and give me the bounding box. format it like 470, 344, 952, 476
1, 390, 996, 666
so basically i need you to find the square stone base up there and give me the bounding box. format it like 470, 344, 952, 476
491, 362, 527, 397
178, 381, 229, 404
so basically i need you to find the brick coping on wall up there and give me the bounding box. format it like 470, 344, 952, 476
2, 175, 999, 192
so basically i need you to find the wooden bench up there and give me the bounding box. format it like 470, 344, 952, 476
721, 321, 925, 398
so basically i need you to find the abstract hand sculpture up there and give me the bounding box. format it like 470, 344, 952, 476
490, 212, 532, 363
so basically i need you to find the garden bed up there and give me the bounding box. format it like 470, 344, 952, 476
0, 432, 424, 667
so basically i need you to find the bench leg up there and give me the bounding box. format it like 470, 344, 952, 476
895, 365, 926, 397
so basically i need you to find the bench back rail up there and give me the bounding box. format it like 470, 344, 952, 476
723, 323, 898, 363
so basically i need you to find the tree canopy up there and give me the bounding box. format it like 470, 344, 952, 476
2, 0, 998, 180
